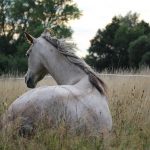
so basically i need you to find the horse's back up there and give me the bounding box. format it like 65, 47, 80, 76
3, 85, 112, 134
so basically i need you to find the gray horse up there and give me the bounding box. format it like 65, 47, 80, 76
2, 29, 112, 136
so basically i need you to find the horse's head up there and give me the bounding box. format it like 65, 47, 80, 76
24, 32, 47, 88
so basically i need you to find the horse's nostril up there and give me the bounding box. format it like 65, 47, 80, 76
26, 77, 35, 88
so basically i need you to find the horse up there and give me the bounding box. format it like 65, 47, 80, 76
1, 29, 112, 136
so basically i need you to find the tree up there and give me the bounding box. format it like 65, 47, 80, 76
86, 17, 120, 71
9, 0, 81, 55
0, 0, 81, 74
0, 0, 16, 55
9, 0, 81, 37
128, 35, 150, 68
140, 52, 150, 67
85, 12, 150, 71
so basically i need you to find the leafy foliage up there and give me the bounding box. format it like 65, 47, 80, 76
128, 35, 150, 68
0, 0, 81, 74
85, 12, 150, 71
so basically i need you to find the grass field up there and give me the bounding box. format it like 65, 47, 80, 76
0, 73, 150, 150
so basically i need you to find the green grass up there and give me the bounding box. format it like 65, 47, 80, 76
0, 73, 150, 150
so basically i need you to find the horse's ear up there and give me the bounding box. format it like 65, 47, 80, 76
24, 32, 36, 44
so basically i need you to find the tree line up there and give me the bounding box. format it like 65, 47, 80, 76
0, 1, 150, 74
0, 0, 81, 74
85, 12, 150, 71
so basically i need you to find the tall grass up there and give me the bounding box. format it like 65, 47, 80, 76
0, 73, 150, 150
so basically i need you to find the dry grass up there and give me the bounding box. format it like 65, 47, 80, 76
0, 73, 150, 150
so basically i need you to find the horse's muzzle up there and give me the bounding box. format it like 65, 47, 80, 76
25, 74, 35, 88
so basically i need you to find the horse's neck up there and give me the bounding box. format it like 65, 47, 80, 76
42, 44, 86, 85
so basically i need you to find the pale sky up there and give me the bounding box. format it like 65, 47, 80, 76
69, 0, 150, 57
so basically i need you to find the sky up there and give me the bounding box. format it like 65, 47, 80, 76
69, 0, 150, 57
